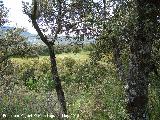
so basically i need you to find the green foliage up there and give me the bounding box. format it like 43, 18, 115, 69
83, 44, 94, 52
0, 53, 128, 120
61, 59, 127, 119
148, 73, 160, 119
90, 1, 160, 119
1, 0, 160, 119
1, 51, 160, 119
62, 57, 76, 69
0, 2, 8, 26
35, 44, 90, 56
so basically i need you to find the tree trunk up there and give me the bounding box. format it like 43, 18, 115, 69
29, 0, 67, 117
31, 19, 67, 116
126, 0, 157, 119
126, 48, 149, 119
48, 45, 67, 115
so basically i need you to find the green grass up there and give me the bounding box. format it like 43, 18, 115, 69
4, 51, 160, 120
7, 51, 128, 120
12, 51, 89, 62
56, 51, 89, 61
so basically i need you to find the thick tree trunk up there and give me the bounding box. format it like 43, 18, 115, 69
126, 0, 157, 119
126, 51, 149, 119
48, 45, 67, 115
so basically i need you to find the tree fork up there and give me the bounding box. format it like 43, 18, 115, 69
30, 0, 67, 115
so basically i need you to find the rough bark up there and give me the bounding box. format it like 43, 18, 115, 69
126, 0, 158, 119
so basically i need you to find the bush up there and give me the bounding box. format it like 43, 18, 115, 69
63, 57, 76, 69
2, 53, 160, 120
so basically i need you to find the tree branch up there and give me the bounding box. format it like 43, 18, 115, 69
30, 0, 50, 46
53, 0, 62, 40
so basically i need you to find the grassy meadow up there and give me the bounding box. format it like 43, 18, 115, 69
0, 51, 159, 120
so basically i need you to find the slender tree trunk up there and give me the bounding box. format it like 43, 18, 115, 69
48, 45, 67, 115
28, 0, 67, 116
31, 19, 67, 116
126, 0, 157, 119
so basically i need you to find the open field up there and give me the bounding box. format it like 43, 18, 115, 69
12, 51, 90, 63
4, 52, 127, 120
1, 52, 159, 120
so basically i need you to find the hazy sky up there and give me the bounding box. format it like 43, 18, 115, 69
3, 0, 102, 35
3, 0, 37, 34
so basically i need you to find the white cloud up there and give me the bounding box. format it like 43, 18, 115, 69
3, 0, 37, 34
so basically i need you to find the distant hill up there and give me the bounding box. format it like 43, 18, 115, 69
0, 26, 39, 43
0, 26, 37, 37
0, 26, 95, 45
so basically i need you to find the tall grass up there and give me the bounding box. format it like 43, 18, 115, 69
0, 52, 159, 120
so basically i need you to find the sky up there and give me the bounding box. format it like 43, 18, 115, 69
3, 0, 102, 35
3, 0, 37, 34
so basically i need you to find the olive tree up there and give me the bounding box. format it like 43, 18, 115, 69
22, 0, 107, 116
93, 0, 160, 119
